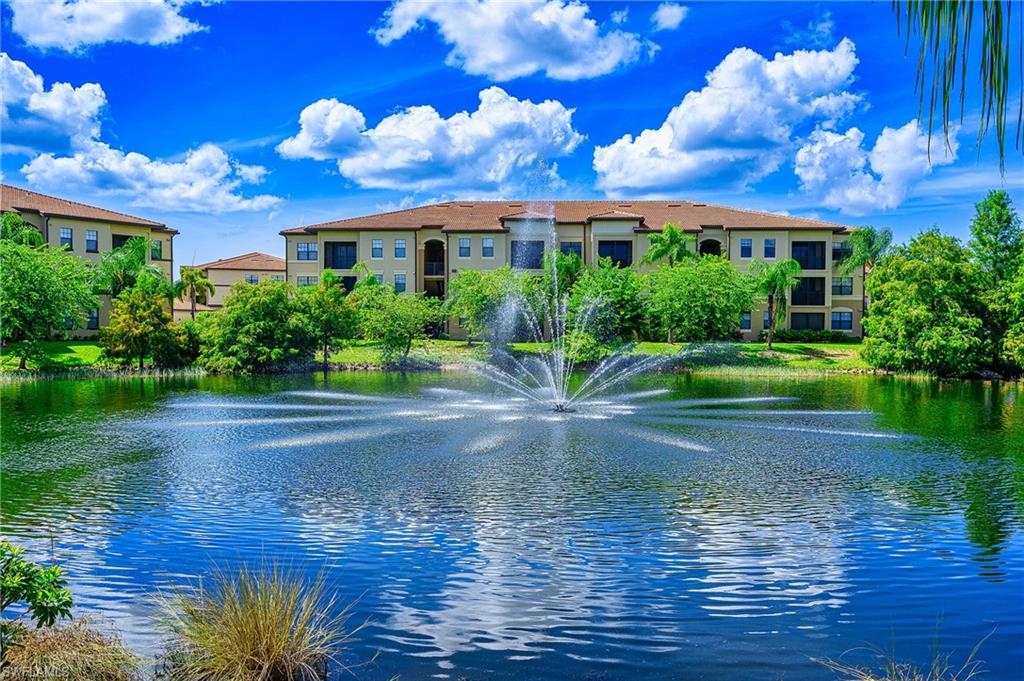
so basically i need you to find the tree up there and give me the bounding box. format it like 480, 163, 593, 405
1003, 266, 1024, 370
300, 271, 357, 370
198, 280, 315, 373
568, 258, 647, 343
95, 236, 168, 298
862, 228, 988, 376
969, 190, 1022, 367
447, 266, 531, 342
892, 1, 1021, 169
641, 223, 696, 266
750, 258, 802, 350
352, 285, 441, 365
0, 240, 97, 369
541, 249, 585, 297
99, 286, 175, 370
1, 541, 74, 654
647, 258, 754, 343
839, 226, 893, 276
175, 267, 216, 320
1, 212, 43, 246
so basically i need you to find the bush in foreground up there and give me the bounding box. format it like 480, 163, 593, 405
2, 620, 142, 681
159, 565, 346, 681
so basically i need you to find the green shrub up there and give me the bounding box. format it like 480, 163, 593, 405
1, 541, 74, 655
561, 330, 613, 363
647, 258, 754, 342
2, 620, 141, 681
153, 318, 204, 369
99, 287, 175, 370
568, 258, 646, 343
757, 328, 860, 343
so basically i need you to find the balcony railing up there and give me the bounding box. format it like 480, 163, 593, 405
424, 261, 445, 276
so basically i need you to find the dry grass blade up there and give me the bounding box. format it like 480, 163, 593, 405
159, 563, 354, 681
816, 631, 992, 681
2, 619, 142, 681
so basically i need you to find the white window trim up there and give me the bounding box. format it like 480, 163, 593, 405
458, 237, 471, 259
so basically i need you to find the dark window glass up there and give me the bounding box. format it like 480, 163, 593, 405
395, 239, 406, 258
341, 276, 357, 293
297, 242, 318, 261
112, 234, 131, 250
482, 238, 494, 258
511, 240, 545, 269
372, 239, 383, 258
792, 241, 826, 270
792, 277, 826, 305
560, 241, 582, 257
832, 241, 854, 263
86, 230, 98, 253
740, 312, 751, 330
459, 238, 471, 257
325, 242, 357, 269
740, 239, 752, 258
245, 274, 259, 284
791, 312, 825, 330
394, 273, 406, 293
297, 276, 317, 287
60, 228, 73, 249
597, 240, 632, 267
831, 311, 853, 330
764, 239, 776, 258
832, 277, 853, 295
151, 240, 162, 260
87, 309, 99, 330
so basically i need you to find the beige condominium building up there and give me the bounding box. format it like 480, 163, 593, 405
174, 251, 285, 320
1, 184, 177, 335
281, 200, 862, 340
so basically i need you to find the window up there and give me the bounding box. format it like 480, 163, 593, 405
740, 238, 752, 258
112, 234, 131, 249
394, 273, 407, 292
372, 272, 383, 284
151, 239, 162, 260
341, 276, 357, 292
459, 238, 471, 257
740, 312, 751, 330
271, 274, 285, 281
297, 242, 318, 261
371, 239, 383, 258
792, 241, 826, 270
763, 311, 771, 328
86, 230, 98, 253
394, 239, 406, 258
325, 242, 357, 269
297, 276, 317, 287
560, 241, 583, 258
764, 239, 776, 258
832, 277, 853, 295
60, 227, 72, 249
244, 274, 259, 284
832, 311, 853, 330
87, 309, 99, 330
791, 312, 825, 330
791, 277, 826, 306
482, 237, 494, 258
832, 241, 854, 263
511, 240, 545, 269
597, 240, 633, 267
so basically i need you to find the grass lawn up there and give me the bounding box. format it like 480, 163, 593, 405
0, 340, 109, 372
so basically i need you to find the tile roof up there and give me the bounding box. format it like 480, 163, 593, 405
188, 251, 285, 271
281, 200, 847, 235
1, 184, 175, 232
173, 299, 218, 313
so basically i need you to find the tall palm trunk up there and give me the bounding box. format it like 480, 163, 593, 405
190, 289, 197, 320
766, 294, 775, 351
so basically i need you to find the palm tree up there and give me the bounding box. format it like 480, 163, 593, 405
892, 0, 1021, 170
175, 267, 216, 320
642, 223, 697, 266
839, 226, 893, 320
96, 236, 167, 298
750, 258, 803, 351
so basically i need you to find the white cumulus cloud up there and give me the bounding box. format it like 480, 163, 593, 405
794, 120, 958, 215
651, 3, 687, 31
592, 38, 861, 193
277, 86, 585, 195
2, 54, 279, 213
373, 0, 655, 81
7, 0, 206, 52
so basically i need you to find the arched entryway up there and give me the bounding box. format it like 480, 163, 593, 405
699, 239, 722, 257
422, 239, 446, 299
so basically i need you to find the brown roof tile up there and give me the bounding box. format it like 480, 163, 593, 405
188, 251, 285, 272
1, 184, 175, 232
281, 200, 847, 235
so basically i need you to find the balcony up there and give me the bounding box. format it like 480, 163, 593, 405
424, 261, 445, 277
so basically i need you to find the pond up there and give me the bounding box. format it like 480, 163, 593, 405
1, 372, 1022, 680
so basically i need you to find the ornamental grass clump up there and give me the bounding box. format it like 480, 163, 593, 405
1, 619, 142, 681
159, 565, 347, 681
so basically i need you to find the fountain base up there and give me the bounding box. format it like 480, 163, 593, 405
552, 404, 576, 413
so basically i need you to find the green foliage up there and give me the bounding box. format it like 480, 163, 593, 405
641, 222, 696, 266
447, 266, 532, 341
99, 287, 175, 370
568, 258, 646, 343
198, 281, 315, 373
96, 236, 169, 299
0, 239, 98, 369
561, 330, 613, 363
750, 257, 802, 350
647, 258, 753, 342
2, 620, 141, 681
1, 542, 74, 656
351, 284, 441, 365
0, 213, 43, 247
757, 328, 859, 343
153, 318, 204, 369
174, 268, 216, 320
541, 249, 585, 298
839, 226, 893, 276
863, 228, 988, 376
1002, 267, 1024, 369
299, 271, 358, 369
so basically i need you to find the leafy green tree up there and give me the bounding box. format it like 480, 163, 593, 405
153, 318, 204, 369
447, 266, 531, 342
838, 226, 893, 276
0, 240, 97, 369
647, 258, 754, 342
300, 271, 358, 370
568, 258, 647, 343
352, 284, 441, 365
641, 223, 696, 266
1003, 267, 1024, 371
175, 267, 216, 320
1, 212, 43, 247
541, 249, 585, 297
750, 258, 802, 350
99, 287, 175, 370
863, 228, 988, 376
95, 236, 168, 298
968, 190, 1022, 368
1, 541, 74, 655
198, 280, 315, 373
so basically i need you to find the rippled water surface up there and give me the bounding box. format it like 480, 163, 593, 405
2, 372, 1022, 680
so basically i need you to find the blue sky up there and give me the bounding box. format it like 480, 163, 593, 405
1, 0, 1021, 267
